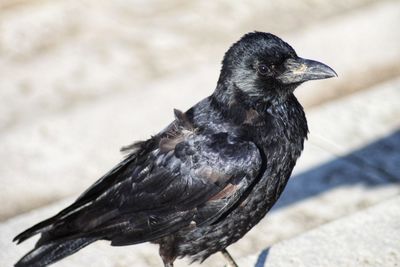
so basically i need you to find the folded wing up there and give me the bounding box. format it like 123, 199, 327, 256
14, 115, 262, 249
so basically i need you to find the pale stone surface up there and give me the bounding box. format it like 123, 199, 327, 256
1, 1, 400, 266
2, 79, 399, 266
292, 0, 400, 106
1, 0, 399, 130
308, 77, 400, 154
1, 73, 399, 221
226, 127, 400, 261
239, 196, 400, 267
1, 0, 400, 219
0, 68, 214, 220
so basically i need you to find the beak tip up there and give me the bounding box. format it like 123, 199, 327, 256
328, 68, 338, 78
278, 57, 338, 84
308, 60, 337, 81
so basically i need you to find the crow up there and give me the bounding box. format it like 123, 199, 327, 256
14, 32, 336, 267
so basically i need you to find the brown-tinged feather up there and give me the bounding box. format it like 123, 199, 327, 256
244, 108, 260, 124
194, 166, 231, 185
209, 184, 238, 201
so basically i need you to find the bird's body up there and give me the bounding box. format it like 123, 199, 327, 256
14, 32, 336, 267
161, 94, 307, 262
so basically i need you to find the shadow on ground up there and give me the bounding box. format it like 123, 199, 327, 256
275, 129, 400, 210
254, 129, 400, 266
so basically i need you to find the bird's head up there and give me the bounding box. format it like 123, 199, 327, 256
216, 32, 337, 104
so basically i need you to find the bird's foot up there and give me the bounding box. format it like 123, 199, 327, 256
221, 248, 239, 267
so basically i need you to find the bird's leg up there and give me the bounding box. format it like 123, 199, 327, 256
159, 236, 176, 267
161, 256, 174, 267
221, 248, 239, 267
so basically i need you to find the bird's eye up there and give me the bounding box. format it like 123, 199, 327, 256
257, 64, 269, 75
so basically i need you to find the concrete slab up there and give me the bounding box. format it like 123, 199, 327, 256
307, 77, 400, 164
1, 74, 399, 220
1, 1, 399, 220
239, 196, 400, 267
225, 129, 400, 262
1, 0, 399, 130
292, 0, 400, 107
1, 81, 400, 266
2, 151, 399, 267
0, 197, 168, 267
0, 2, 399, 265
0, 68, 214, 220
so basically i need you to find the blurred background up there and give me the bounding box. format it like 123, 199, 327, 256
0, 0, 399, 266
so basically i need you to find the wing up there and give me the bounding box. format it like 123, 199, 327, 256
108, 129, 262, 246
14, 111, 262, 247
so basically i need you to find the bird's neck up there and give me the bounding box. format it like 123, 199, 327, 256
210, 83, 308, 144
211, 83, 290, 123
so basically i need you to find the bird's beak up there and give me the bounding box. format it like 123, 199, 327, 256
276, 57, 337, 84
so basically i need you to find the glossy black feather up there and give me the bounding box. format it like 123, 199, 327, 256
14, 31, 336, 267
15, 106, 262, 266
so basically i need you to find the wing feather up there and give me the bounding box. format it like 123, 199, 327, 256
15, 114, 262, 247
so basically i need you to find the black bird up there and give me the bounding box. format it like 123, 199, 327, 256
14, 32, 336, 267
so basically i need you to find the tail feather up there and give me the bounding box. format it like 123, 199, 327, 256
15, 237, 97, 267
13, 218, 55, 244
